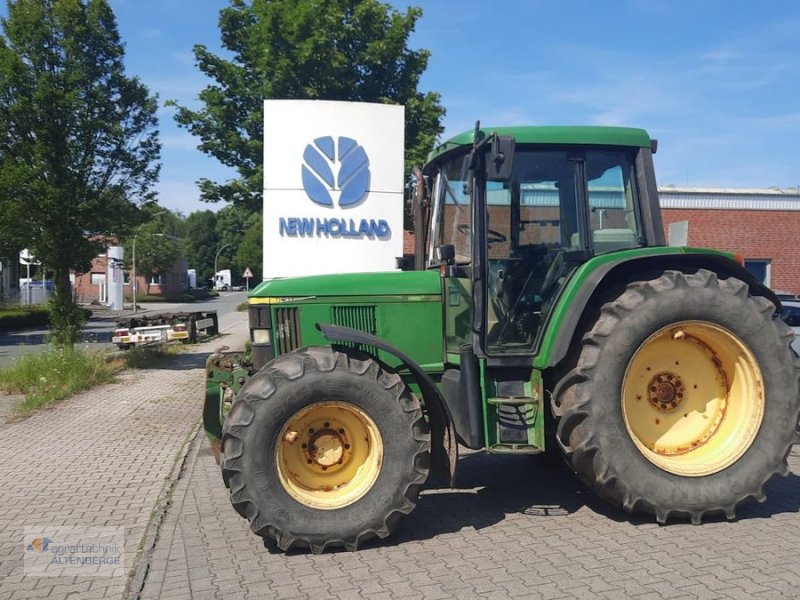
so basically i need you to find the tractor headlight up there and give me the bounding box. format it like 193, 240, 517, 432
253, 329, 271, 344
249, 304, 274, 369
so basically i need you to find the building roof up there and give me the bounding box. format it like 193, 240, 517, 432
658, 186, 800, 211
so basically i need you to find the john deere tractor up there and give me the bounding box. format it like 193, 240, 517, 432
204, 125, 800, 553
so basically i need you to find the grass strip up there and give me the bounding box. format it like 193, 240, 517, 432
1, 341, 184, 417
0, 348, 124, 415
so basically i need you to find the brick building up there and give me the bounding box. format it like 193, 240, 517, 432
659, 187, 800, 294
403, 186, 800, 295
72, 250, 188, 304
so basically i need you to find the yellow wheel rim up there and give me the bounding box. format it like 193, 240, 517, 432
622, 321, 764, 477
276, 402, 383, 509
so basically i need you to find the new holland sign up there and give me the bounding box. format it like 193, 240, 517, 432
263, 100, 404, 279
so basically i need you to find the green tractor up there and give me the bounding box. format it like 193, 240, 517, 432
205, 125, 800, 553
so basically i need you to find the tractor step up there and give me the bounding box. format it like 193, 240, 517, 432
487, 443, 542, 454
487, 396, 538, 406
483, 367, 546, 452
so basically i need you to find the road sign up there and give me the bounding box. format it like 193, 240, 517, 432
19, 249, 41, 266
243, 267, 254, 278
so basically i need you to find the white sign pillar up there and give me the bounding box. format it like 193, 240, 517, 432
262, 100, 405, 280
107, 246, 124, 311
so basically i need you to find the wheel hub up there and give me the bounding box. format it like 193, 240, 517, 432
647, 372, 686, 412
308, 429, 345, 467
276, 402, 383, 509
622, 320, 764, 477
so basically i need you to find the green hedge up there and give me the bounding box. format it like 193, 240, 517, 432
0, 307, 92, 331
0, 308, 49, 331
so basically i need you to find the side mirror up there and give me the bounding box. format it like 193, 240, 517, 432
487, 135, 515, 181
436, 244, 455, 265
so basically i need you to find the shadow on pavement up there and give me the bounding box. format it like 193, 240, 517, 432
127, 351, 212, 371
0, 332, 48, 346
0, 318, 117, 347
265, 447, 800, 555
267, 452, 601, 555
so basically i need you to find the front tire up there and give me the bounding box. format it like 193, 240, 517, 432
552, 270, 800, 523
221, 347, 430, 552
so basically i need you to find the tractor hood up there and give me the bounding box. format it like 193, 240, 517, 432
249, 270, 441, 300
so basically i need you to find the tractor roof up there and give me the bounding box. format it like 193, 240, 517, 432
426, 125, 653, 165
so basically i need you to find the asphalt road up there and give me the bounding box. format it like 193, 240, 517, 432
0, 290, 248, 368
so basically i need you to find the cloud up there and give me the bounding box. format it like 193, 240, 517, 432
171, 50, 196, 68
160, 133, 200, 151
155, 180, 223, 216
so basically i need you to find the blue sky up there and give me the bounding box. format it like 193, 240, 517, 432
106, 2, 800, 213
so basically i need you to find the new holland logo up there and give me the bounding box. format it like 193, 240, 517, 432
279, 135, 390, 240
301, 136, 370, 208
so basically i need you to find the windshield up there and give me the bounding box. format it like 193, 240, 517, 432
483, 147, 642, 354
428, 151, 471, 265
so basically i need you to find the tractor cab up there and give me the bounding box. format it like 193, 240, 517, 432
420, 125, 662, 362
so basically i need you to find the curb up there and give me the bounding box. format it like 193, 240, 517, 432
124, 421, 204, 600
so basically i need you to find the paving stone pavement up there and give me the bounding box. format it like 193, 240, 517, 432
140, 425, 800, 599
0, 319, 247, 600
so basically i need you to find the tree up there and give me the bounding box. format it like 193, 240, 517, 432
170, 0, 444, 211
121, 209, 182, 296
235, 213, 262, 282
184, 210, 219, 285
0, 0, 160, 346
214, 204, 249, 278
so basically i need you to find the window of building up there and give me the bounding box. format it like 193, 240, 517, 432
90, 272, 105, 285
150, 274, 163, 285
744, 259, 771, 286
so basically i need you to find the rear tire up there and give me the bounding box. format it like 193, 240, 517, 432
221, 347, 430, 552
552, 269, 800, 523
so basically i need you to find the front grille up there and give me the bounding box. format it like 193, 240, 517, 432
275, 307, 302, 353
331, 305, 379, 356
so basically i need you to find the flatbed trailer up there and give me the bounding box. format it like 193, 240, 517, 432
112, 311, 218, 348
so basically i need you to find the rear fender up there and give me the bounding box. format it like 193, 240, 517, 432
543, 252, 779, 370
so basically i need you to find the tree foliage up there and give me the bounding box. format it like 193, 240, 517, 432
121, 209, 182, 295
235, 213, 262, 282
171, 0, 444, 211
183, 210, 219, 285
214, 204, 249, 274
0, 0, 160, 346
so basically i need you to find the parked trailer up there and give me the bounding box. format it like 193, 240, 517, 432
112, 311, 219, 348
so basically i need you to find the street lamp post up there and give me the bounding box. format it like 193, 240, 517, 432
131, 210, 168, 313
213, 243, 231, 289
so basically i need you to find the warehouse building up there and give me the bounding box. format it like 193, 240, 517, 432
659, 187, 800, 294
403, 185, 800, 295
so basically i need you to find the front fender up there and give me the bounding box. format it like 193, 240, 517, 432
316, 322, 458, 486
